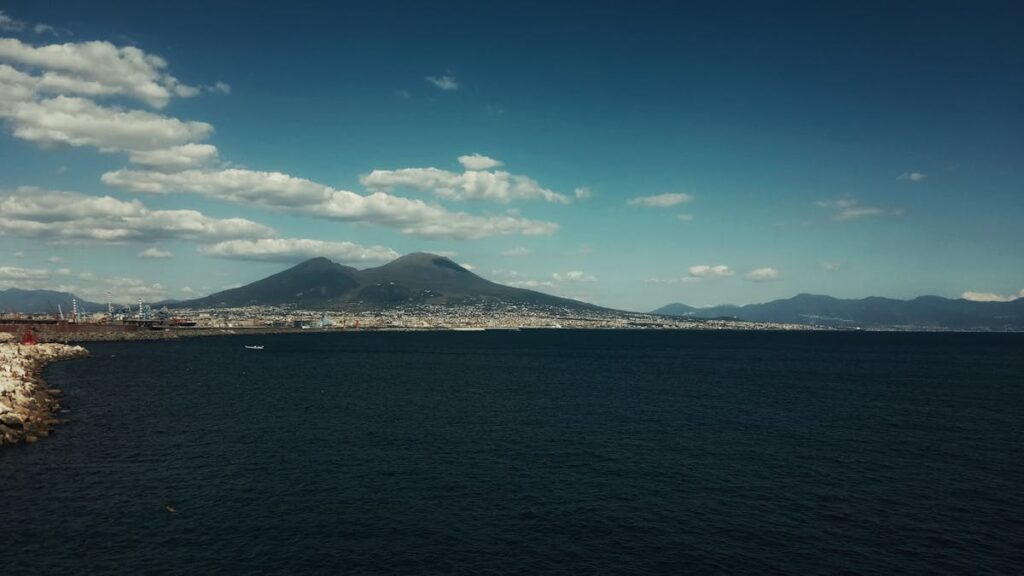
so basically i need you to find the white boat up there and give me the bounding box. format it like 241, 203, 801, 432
244, 345, 264, 350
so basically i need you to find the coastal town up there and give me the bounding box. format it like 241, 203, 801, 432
0, 301, 814, 447
0, 300, 817, 343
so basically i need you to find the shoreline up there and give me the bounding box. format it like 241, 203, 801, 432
0, 341, 90, 446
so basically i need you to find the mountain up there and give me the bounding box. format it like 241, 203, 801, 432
649, 303, 697, 317
180, 257, 361, 308
0, 288, 105, 315
177, 252, 599, 310
653, 293, 1024, 330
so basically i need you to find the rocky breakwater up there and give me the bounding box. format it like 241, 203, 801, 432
0, 335, 89, 446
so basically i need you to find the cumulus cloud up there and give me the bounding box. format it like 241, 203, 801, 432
128, 143, 218, 171
138, 247, 172, 259
627, 193, 694, 207
745, 267, 780, 282
689, 264, 733, 278
87, 276, 169, 303
0, 266, 50, 281
457, 153, 502, 170
0, 187, 273, 243
499, 268, 596, 289
0, 38, 219, 166
898, 171, 927, 182
574, 187, 593, 200
552, 271, 596, 283
103, 168, 559, 239
425, 74, 458, 91
960, 290, 1024, 303
0, 38, 198, 108
2, 94, 213, 152
199, 238, 399, 264
502, 247, 530, 257
507, 279, 555, 289
362, 157, 572, 204
822, 262, 841, 272
816, 197, 903, 220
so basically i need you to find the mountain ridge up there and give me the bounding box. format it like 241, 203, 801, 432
653, 293, 1024, 330
174, 252, 601, 310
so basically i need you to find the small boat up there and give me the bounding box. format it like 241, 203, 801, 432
244, 345, 264, 350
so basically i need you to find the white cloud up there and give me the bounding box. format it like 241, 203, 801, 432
745, 267, 780, 282
87, 276, 168, 304
689, 264, 733, 278
128, 143, 218, 171
816, 197, 902, 221
553, 271, 596, 283
199, 238, 399, 264
898, 171, 926, 182
13, 251, 25, 258
677, 213, 694, 222
425, 74, 458, 91
507, 279, 555, 289
0, 38, 198, 108
1, 95, 212, 152
47, 256, 63, 263
362, 159, 572, 204
627, 193, 694, 208
960, 290, 1023, 303
0, 266, 49, 281
457, 153, 503, 170
0, 187, 273, 243
0, 265, 172, 305
574, 187, 593, 200
138, 247, 173, 259
502, 247, 530, 257
822, 262, 841, 272
0, 38, 216, 165
103, 168, 559, 239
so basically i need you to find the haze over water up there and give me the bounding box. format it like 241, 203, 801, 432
3, 331, 1022, 574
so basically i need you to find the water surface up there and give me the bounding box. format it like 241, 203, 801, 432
2, 330, 1022, 574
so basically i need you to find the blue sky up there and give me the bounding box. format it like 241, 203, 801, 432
1, 1, 1022, 310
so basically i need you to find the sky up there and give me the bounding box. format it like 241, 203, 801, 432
0, 1, 1022, 311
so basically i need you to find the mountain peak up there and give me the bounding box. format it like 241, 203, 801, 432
391, 252, 464, 267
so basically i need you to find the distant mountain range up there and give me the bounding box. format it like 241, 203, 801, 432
0, 288, 104, 315
174, 252, 599, 310
653, 293, 1024, 330
0, 288, 180, 315
6, 259, 1023, 331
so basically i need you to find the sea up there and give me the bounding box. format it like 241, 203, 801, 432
2, 330, 1022, 575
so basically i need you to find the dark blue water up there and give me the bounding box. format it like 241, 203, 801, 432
2, 331, 1022, 574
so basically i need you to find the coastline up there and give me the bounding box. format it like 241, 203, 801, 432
0, 339, 90, 446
